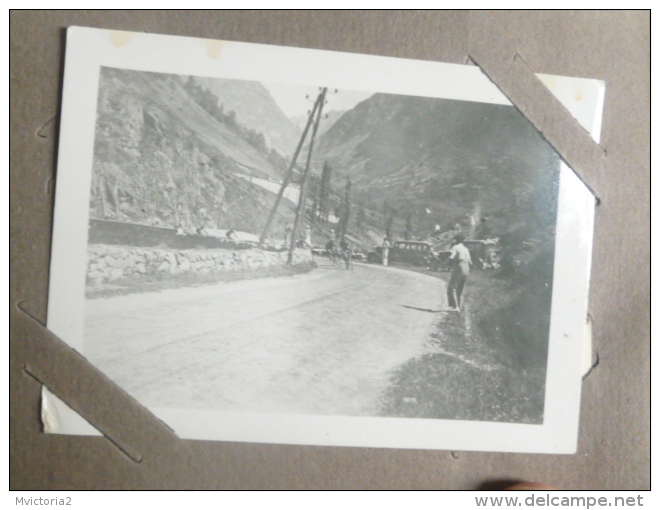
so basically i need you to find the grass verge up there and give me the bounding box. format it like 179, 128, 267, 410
379, 264, 550, 424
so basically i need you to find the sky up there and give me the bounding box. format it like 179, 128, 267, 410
263, 82, 373, 119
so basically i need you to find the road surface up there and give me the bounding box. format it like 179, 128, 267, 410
84, 257, 446, 416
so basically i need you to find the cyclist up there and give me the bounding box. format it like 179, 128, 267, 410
325, 238, 339, 265
339, 237, 353, 269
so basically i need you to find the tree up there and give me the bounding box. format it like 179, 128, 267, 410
309, 196, 319, 225
405, 212, 413, 240
338, 177, 352, 238
308, 174, 319, 225
383, 201, 397, 239
225, 109, 236, 128
356, 205, 366, 230
318, 160, 333, 226
184, 75, 196, 94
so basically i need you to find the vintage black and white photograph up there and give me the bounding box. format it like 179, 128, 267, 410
83, 64, 562, 423
47, 28, 597, 452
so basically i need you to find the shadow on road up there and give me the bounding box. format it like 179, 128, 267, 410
400, 304, 445, 313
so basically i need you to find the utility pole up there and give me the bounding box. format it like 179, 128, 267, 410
287, 88, 327, 265
258, 94, 322, 248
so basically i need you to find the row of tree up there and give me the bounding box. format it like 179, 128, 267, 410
304, 161, 420, 243
183, 77, 289, 172
306, 161, 352, 238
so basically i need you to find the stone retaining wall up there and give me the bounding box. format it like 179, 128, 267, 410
87, 244, 313, 284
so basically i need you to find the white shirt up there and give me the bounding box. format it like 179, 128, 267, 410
450, 243, 472, 265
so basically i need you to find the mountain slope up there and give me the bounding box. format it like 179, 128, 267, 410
314, 92, 561, 238
91, 68, 295, 235
196, 77, 302, 156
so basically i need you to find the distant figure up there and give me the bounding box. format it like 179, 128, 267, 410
284, 223, 293, 246
175, 223, 184, 235
325, 238, 338, 265
325, 238, 336, 253
446, 234, 472, 311
382, 237, 391, 266
196, 224, 209, 235
226, 227, 236, 240
304, 226, 312, 249
339, 237, 352, 269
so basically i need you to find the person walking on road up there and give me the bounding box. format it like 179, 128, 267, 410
382, 237, 391, 267
284, 223, 293, 247
447, 234, 472, 311
301, 226, 312, 249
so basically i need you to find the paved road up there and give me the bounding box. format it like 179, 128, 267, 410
84, 257, 446, 416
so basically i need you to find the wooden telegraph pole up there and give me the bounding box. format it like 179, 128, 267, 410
258, 93, 323, 249
287, 88, 328, 265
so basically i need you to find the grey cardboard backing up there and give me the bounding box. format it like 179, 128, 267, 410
10, 10, 650, 489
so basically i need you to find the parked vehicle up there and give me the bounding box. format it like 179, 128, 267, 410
311, 246, 329, 256
367, 241, 434, 267
366, 238, 501, 271
463, 239, 500, 270
427, 250, 452, 272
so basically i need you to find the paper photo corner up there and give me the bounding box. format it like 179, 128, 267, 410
42, 27, 603, 452
41, 386, 102, 437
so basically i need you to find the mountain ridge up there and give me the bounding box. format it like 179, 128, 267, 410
91, 68, 296, 238
195, 77, 302, 157
313, 92, 560, 238
90, 69, 560, 250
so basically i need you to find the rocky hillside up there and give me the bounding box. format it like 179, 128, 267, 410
91, 68, 296, 236
90, 69, 561, 254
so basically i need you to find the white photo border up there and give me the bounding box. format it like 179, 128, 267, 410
47, 27, 597, 453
